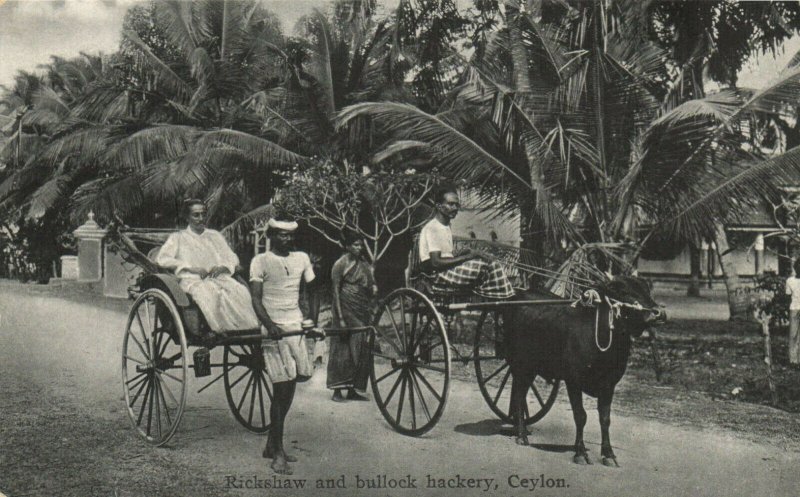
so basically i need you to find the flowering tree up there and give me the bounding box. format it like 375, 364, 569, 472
274, 161, 436, 265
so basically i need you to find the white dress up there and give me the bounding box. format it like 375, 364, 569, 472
156, 228, 260, 332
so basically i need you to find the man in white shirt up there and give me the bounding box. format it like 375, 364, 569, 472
418, 185, 514, 299
250, 219, 318, 475
785, 258, 800, 365
156, 199, 259, 332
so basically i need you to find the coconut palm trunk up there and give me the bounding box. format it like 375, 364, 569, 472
688, 243, 701, 297
714, 224, 750, 320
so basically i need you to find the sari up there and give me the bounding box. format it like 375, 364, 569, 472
326, 255, 375, 391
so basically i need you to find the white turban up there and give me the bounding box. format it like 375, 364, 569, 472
268, 218, 298, 231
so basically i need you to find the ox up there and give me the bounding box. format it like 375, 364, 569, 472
505, 276, 666, 466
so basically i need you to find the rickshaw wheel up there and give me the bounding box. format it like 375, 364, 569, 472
370, 288, 450, 436
473, 311, 559, 425
223, 344, 271, 433
122, 288, 188, 446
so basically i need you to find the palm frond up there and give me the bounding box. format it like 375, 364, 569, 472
154, 0, 199, 57
123, 29, 193, 102
71, 174, 145, 223
26, 173, 71, 220
338, 102, 532, 189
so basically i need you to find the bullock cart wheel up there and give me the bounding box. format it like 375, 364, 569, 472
223, 344, 272, 433
473, 311, 559, 425
122, 288, 188, 446
370, 288, 450, 436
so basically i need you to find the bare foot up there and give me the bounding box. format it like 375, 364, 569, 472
271, 454, 292, 475
262, 446, 298, 463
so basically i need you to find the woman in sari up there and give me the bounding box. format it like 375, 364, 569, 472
327, 231, 376, 402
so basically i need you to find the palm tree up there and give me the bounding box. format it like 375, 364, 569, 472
338, 0, 800, 318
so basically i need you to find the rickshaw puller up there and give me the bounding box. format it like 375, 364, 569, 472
250, 218, 319, 475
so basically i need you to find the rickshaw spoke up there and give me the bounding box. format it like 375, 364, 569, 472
399, 297, 408, 350
237, 374, 255, 412
129, 374, 150, 407
197, 366, 232, 394
154, 367, 183, 383
153, 313, 163, 357
484, 363, 508, 383
409, 304, 419, 350
493, 369, 512, 405
373, 328, 404, 356
531, 383, 545, 408
382, 369, 406, 407
134, 309, 151, 354
156, 379, 172, 426
416, 337, 442, 359
137, 378, 152, 426
407, 314, 432, 354
255, 372, 266, 428
128, 332, 150, 362
384, 305, 406, 354
408, 370, 417, 430
375, 366, 401, 384
146, 376, 155, 436
156, 374, 178, 406
125, 354, 147, 366
259, 371, 274, 401
410, 368, 442, 402
228, 369, 250, 390
126, 371, 147, 386
409, 369, 432, 422
144, 299, 156, 357
157, 331, 171, 358
395, 372, 408, 426
248, 372, 258, 425
154, 376, 162, 438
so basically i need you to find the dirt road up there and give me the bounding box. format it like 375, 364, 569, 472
0, 286, 797, 497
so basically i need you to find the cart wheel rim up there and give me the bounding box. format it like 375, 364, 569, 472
473, 312, 559, 425
370, 288, 450, 436
122, 288, 188, 446
223, 343, 272, 433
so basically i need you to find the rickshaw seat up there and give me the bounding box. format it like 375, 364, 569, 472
139, 273, 191, 307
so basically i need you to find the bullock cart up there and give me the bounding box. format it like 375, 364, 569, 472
368, 239, 597, 436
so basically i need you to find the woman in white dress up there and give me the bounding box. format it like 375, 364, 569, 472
156, 199, 260, 333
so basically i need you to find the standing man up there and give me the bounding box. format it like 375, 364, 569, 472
418, 184, 515, 299
250, 218, 319, 475
786, 258, 800, 366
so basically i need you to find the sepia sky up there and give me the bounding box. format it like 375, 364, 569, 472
0, 0, 797, 91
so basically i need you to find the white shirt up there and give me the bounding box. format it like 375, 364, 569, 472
787, 276, 800, 311
155, 228, 238, 278
418, 217, 454, 262
250, 251, 315, 330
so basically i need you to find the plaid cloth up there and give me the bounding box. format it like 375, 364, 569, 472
431, 259, 515, 299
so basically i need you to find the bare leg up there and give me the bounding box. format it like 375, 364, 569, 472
566, 382, 591, 465
264, 381, 297, 473
598, 391, 618, 467
510, 375, 529, 445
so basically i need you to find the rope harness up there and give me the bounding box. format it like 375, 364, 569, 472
572, 289, 648, 352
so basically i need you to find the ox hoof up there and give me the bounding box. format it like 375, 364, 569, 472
573, 453, 592, 465
515, 436, 530, 446
602, 457, 619, 467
